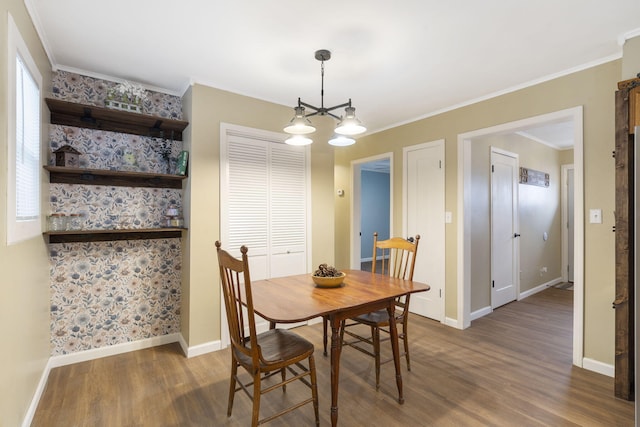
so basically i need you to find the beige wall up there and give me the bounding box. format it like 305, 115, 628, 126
469, 133, 563, 311
1, 2, 52, 425
180, 84, 336, 346
334, 60, 620, 365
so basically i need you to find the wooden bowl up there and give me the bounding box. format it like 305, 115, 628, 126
311, 272, 346, 288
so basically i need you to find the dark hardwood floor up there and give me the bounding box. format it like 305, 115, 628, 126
32, 287, 634, 426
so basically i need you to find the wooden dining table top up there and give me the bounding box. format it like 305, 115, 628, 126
249, 269, 430, 324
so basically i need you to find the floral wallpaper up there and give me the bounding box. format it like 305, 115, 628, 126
52, 70, 183, 119
48, 71, 184, 356
50, 240, 181, 355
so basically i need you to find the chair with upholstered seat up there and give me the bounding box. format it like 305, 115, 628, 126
339, 232, 420, 390
216, 241, 319, 426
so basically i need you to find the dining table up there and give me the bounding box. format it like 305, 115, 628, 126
249, 269, 430, 427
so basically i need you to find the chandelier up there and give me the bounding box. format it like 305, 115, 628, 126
283, 49, 366, 146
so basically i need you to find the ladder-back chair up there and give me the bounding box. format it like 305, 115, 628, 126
216, 241, 319, 426
340, 232, 420, 390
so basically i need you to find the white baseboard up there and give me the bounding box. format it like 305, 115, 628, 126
444, 317, 463, 329
49, 333, 183, 368
185, 339, 222, 358
22, 357, 53, 427
582, 357, 614, 377
471, 306, 492, 321
519, 277, 563, 300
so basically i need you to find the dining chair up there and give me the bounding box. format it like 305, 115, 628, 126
339, 232, 420, 390
215, 241, 320, 426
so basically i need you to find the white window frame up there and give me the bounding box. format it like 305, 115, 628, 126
6, 13, 43, 245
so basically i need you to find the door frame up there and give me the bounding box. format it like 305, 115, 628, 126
457, 106, 584, 367
351, 153, 394, 269
561, 164, 575, 283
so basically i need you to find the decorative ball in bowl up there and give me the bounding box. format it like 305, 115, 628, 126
312, 264, 345, 288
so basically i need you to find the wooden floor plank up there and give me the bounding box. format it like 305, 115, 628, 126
32, 288, 634, 426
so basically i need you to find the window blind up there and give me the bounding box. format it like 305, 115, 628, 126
15, 55, 40, 221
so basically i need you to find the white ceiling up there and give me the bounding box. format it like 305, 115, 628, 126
26, 0, 640, 137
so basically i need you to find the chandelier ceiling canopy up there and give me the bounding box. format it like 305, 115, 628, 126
284, 49, 366, 147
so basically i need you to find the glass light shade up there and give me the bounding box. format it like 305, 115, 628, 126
283, 106, 316, 135
328, 134, 355, 147
334, 106, 366, 136
285, 135, 313, 146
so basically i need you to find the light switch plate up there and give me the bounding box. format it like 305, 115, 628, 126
445, 211, 452, 223
589, 209, 602, 224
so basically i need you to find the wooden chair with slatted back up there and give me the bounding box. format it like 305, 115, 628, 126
340, 232, 420, 390
215, 241, 320, 426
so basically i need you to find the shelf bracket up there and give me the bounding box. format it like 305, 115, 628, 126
81, 107, 97, 124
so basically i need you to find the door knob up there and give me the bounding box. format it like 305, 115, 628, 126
514, 233, 521, 238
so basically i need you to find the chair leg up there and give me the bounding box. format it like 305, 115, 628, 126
323, 316, 328, 356
373, 325, 381, 390
251, 371, 261, 427
403, 324, 411, 371
309, 354, 320, 427
227, 358, 238, 417
281, 367, 287, 392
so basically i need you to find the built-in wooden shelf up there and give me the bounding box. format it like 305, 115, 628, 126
44, 166, 186, 189
44, 227, 186, 243
45, 98, 189, 140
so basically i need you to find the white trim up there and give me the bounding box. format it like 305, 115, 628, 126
582, 358, 614, 377
470, 306, 492, 321
444, 317, 462, 329
184, 339, 222, 358
22, 0, 54, 68
458, 106, 585, 368
561, 164, 575, 283
49, 333, 183, 368
519, 277, 563, 300
350, 153, 394, 269
21, 356, 53, 427
618, 27, 640, 46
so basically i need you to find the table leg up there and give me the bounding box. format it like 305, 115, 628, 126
330, 316, 342, 427
387, 302, 404, 404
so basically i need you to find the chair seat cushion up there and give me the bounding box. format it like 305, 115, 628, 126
354, 309, 406, 326
236, 328, 315, 368
354, 309, 390, 326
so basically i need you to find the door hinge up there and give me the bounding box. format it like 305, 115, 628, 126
491, 165, 494, 173
439, 289, 442, 298
439, 160, 442, 169
492, 280, 495, 288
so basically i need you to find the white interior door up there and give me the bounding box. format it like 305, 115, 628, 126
405, 140, 445, 321
490, 148, 519, 309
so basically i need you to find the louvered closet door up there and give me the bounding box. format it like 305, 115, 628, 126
222, 132, 309, 282
269, 143, 307, 277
